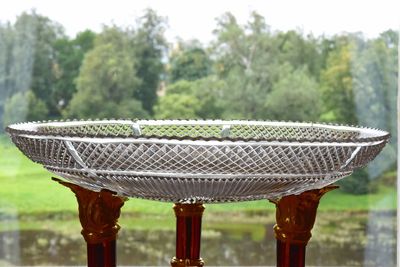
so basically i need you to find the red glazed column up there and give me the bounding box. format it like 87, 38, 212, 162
53, 178, 127, 267
270, 185, 338, 267
171, 203, 205, 267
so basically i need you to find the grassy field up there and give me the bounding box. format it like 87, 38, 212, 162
0, 136, 396, 216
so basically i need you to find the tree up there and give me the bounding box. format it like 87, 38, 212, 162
53, 30, 96, 114
11, 12, 65, 118
273, 30, 322, 79
191, 76, 225, 119
3, 90, 48, 126
155, 77, 225, 119
64, 26, 148, 119
320, 39, 358, 124
164, 79, 193, 94
0, 12, 65, 128
265, 65, 321, 121
212, 12, 278, 119
132, 9, 168, 114
169, 43, 212, 82
154, 94, 200, 119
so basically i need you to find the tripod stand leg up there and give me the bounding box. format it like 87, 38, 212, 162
53, 178, 127, 267
269, 185, 338, 267
171, 203, 205, 267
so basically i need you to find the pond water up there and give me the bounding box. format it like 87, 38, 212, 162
0, 211, 396, 266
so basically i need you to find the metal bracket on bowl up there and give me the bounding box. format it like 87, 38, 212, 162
132, 123, 141, 136
221, 124, 231, 138
340, 146, 361, 170
64, 141, 98, 180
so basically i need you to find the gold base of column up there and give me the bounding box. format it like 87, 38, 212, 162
171, 257, 204, 267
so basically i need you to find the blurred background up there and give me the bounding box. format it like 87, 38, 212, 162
0, 0, 397, 266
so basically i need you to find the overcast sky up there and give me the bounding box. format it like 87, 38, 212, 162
1, 0, 399, 43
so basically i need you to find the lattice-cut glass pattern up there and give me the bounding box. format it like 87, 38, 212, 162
7, 120, 389, 203
44, 166, 350, 203
229, 124, 360, 141
38, 122, 134, 137
140, 124, 223, 138
23, 120, 371, 141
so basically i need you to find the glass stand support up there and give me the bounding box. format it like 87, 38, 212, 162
53, 178, 127, 267
171, 203, 205, 267
270, 185, 338, 267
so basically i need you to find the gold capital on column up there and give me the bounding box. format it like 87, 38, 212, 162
53, 178, 127, 244
173, 203, 205, 217
269, 185, 338, 245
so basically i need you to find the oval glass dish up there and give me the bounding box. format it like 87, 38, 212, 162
6, 119, 389, 203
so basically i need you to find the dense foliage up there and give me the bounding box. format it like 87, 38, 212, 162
0, 10, 397, 194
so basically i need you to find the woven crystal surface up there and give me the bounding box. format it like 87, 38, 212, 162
7, 120, 389, 203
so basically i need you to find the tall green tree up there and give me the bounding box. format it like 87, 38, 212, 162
265, 64, 321, 121
320, 40, 358, 123
212, 12, 278, 119
169, 42, 212, 82
191, 76, 225, 119
12, 12, 65, 117
273, 30, 322, 79
53, 30, 96, 114
155, 77, 225, 119
132, 9, 168, 114
154, 94, 201, 119
64, 27, 148, 119
0, 12, 65, 127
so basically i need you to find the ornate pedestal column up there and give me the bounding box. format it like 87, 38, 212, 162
171, 203, 205, 267
53, 178, 127, 267
270, 186, 338, 267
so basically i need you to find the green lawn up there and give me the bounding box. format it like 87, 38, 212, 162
0, 136, 396, 216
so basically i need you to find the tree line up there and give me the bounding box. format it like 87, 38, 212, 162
0, 10, 397, 194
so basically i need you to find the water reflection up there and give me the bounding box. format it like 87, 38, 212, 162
0, 211, 396, 266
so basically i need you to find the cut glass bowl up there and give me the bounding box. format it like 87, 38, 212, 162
6, 120, 389, 203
